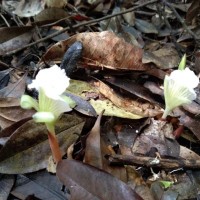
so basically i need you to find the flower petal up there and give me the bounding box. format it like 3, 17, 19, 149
28, 65, 70, 99
33, 112, 55, 123
20, 95, 39, 111
38, 88, 71, 120
163, 72, 197, 118
170, 67, 199, 89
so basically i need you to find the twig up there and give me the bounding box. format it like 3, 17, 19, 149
0, 13, 10, 27
108, 154, 200, 169
5, 0, 158, 56
163, 0, 199, 40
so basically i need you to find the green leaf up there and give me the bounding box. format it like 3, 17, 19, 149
159, 181, 174, 189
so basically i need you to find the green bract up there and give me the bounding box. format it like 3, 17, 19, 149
178, 54, 186, 70
20, 65, 75, 132
162, 67, 199, 119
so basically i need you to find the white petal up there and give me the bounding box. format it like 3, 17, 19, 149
28, 65, 70, 99
38, 89, 71, 120
33, 112, 55, 123
164, 76, 196, 112
170, 68, 199, 89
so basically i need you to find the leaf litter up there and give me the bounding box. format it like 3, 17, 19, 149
1, 0, 200, 199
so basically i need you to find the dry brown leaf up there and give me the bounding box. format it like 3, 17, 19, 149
57, 159, 143, 200
132, 119, 180, 158
42, 31, 151, 71
94, 80, 162, 117
84, 111, 127, 182
0, 98, 35, 129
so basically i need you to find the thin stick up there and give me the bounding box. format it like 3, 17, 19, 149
163, 0, 199, 40
5, 0, 158, 56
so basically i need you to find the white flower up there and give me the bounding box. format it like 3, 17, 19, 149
28, 64, 69, 100
162, 67, 199, 118
21, 65, 75, 132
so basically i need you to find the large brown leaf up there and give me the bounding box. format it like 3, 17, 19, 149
42, 31, 151, 71
0, 98, 35, 129
84, 111, 127, 182
57, 159, 143, 200
0, 114, 85, 174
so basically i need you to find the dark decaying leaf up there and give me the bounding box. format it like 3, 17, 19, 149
132, 119, 180, 158
0, 98, 35, 129
84, 111, 104, 169
105, 76, 163, 106
135, 18, 158, 34
179, 113, 200, 141
0, 26, 33, 43
57, 159, 143, 200
126, 166, 155, 200
42, 31, 151, 71
11, 171, 66, 200
2, 0, 44, 17
84, 111, 128, 182
0, 32, 33, 55
0, 175, 15, 200
143, 47, 180, 69
0, 114, 85, 174
0, 69, 11, 89
186, 0, 200, 24
112, 118, 149, 156
0, 73, 27, 98
65, 92, 97, 117
34, 8, 68, 22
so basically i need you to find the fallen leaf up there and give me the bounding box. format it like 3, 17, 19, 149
42, 31, 151, 71
0, 26, 33, 43
135, 18, 158, 34
0, 98, 34, 129
0, 73, 27, 98
57, 159, 143, 200
126, 166, 154, 200
94, 80, 162, 117
132, 118, 180, 158
11, 171, 66, 200
34, 8, 68, 22
2, 0, 44, 17
0, 69, 11, 90
0, 175, 15, 200
186, 0, 200, 23
65, 92, 97, 117
84, 111, 128, 182
143, 46, 180, 69
105, 76, 163, 106
0, 32, 32, 55
0, 114, 85, 174
84, 111, 104, 169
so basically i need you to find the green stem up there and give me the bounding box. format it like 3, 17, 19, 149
162, 108, 170, 119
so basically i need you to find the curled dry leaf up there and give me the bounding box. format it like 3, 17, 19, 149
94, 80, 162, 117
42, 31, 151, 71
